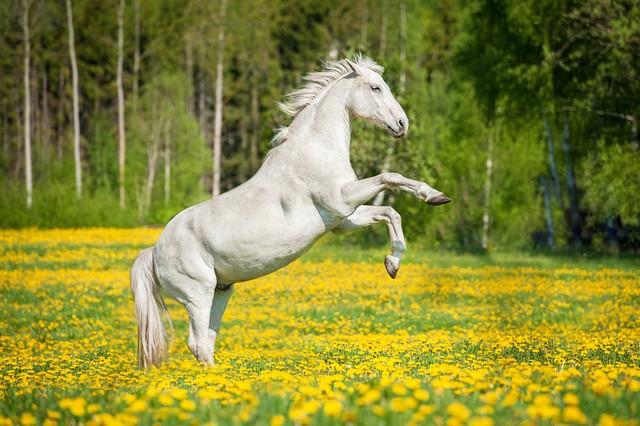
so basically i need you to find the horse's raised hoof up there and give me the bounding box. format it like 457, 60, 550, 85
427, 193, 452, 206
385, 255, 399, 279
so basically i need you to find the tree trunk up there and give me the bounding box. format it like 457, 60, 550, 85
198, 53, 207, 137
41, 69, 50, 165
2, 102, 8, 164
378, 0, 387, 58
481, 126, 494, 250
185, 37, 194, 114
164, 121, 171, 206
360, 0, 368, 49
23, 0, 32, 209
562, 113, 581, 246
540, 176, 555, 250
66, 0, 82, 198
373, 0, 405, 207
133, 0, 141, 109
250, 80, 259, 172
543, 114, 561, 203
212, 0, 226, 197
56, 67, 64, 160
141, 107, 160, 219
117, 0, 126, 208
631, 115, 638, 149
399, 0, 406, 92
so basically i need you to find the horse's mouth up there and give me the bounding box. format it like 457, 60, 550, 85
386, 125, 404, 138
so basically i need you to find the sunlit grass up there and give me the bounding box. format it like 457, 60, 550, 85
0, 228, 639, 425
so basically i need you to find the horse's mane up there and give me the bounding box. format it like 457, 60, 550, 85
271, 55, 384, 146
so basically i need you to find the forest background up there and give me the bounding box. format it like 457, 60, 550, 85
1, 0, 639, 253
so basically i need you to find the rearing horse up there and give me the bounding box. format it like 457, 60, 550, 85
131, 56, 451, 368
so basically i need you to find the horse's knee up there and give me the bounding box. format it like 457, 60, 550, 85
381, 172, 403, 186
383, 206, 401, 223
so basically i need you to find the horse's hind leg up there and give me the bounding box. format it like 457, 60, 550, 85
186, 292, 215, 365
208, 285, 234, 351
164, 267, 216, 365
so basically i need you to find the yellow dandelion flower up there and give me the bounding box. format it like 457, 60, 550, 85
414, 389, 430, 401
392, 383, 408, 395
179, 399, 196, 412
59, 398, 86, 417
563, 393, 580, 406
270, 414, 285, 426
447, 402, 470, 421
372, 404, 385, 416
405, 378, 421, 390
157, 394, 173, 406
323, 400, 342, 417
563, 406, 586, 424
127, 399, 147, 413
20, 413, 37, 426
170, 388, 188, 400
469, 417, 494, 426
598, 414, 616, 426
87, 404, 100, 414
357, 389, 381, 406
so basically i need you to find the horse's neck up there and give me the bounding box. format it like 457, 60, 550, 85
291, 79, 352, 160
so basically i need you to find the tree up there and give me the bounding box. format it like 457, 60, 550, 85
66, 0, 82, 198
22, 0, 32, 208
117, 0, 126, 208
212, 0, 226, 197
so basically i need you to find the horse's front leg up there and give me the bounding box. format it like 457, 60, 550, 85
341, 172, 451, 209
337, 205, 406, 278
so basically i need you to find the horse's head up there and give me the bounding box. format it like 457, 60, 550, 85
345, 59, 408, 138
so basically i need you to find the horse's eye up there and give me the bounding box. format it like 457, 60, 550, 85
371, 86, 381, 93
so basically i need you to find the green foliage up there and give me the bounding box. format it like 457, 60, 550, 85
0, 0, 638, 251
581, 143, 640, 226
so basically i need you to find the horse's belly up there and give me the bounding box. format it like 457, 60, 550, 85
209, 205, 335, 283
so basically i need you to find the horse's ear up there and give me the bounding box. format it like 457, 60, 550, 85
345, 59, 363, 76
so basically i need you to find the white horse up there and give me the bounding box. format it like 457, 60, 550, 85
131, 56, 450, 368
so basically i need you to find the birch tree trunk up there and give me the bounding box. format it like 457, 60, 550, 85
249, 81, 259, 172
543, 115, 561, 202
378, 0, 387, 58
23, 0, 32, 209
198, 49, 207, 137
562, 113, 581, 246
141, 106, 159, 219
360, 0, 368, 48
56, 68, 64, 160
373, 0, 404, 206
481, 127, 494, 250
212, 0, 226, 197
40, 69, 50, 164
2, 102, 7, 162
185, 37, 194, 114
540, 176, 555, 249
117, 0, 126, 208
164, 121, 171, 206
133, 0, 140, 109
66, 0, 82, 198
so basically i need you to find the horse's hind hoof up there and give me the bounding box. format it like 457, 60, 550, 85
427, 193, 452, 206
385, 255, 399, 279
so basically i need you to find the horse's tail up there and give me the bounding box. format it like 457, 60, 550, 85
130, 247, 170, 368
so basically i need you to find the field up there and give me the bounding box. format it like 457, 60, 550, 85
0, 229, 639, 426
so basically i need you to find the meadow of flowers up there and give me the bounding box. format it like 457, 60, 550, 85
0, 228, 638, 425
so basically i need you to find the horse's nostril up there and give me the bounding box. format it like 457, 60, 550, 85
398, 119, 405, 129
